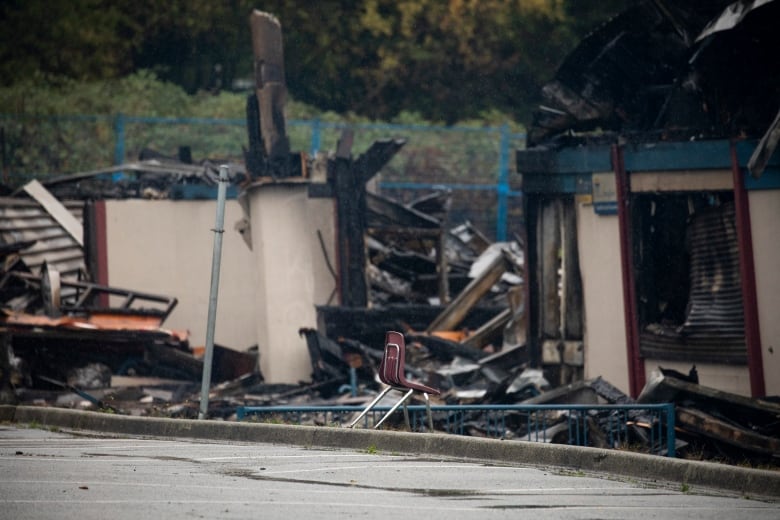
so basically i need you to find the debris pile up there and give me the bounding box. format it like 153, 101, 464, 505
3, 169, 778, 468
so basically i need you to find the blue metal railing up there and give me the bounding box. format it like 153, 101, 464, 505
236, 403, 676, 457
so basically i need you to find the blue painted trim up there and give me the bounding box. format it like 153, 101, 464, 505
743, 167, 780, 190
168, 184, 239, 200
622, 139, 732, 171
519, 138, 780, 194
379, 181, 521, 196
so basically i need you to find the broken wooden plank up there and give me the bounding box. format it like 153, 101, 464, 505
462, 307, 511, 349
22, 180, 83, 246
426, 251, 509, 333
677, 406, 780, 455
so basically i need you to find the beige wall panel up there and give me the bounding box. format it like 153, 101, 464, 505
104, 199, 258, 352
749, 190, 780, 396
247, 184, 336, 383
576, 202, 630, 393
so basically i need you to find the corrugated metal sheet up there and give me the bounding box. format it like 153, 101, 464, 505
0, 196, 86, 282
641, 201, 746, 363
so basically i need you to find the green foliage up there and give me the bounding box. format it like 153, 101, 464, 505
0, 1, 626, 124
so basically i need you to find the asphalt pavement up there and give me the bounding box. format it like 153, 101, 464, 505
1, 404, 779, 519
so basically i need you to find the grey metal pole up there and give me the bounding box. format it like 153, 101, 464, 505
198, 165, 229, 420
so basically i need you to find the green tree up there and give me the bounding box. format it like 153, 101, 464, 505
0, 0, 136, 85
0, 0, 626, 123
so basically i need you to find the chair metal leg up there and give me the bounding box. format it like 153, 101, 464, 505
347, 386, 392, 428
423, 392, 434, 431
374, 388, 414, 429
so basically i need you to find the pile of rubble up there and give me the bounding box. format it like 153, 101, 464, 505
2, 176, 779, 469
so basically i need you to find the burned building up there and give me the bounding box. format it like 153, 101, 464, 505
517, 0, 780, 398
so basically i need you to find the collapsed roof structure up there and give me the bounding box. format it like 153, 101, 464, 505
515, 0, 780, 460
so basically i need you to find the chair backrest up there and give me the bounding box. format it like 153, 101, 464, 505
379, 331, 406, 386
379, 334, 402, 386
386, 330, 407, 376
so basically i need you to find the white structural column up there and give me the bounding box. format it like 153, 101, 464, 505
246, 181, 337, 383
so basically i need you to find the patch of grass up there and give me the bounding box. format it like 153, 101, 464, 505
365, 444, 378, 455
681, 483, 691, 493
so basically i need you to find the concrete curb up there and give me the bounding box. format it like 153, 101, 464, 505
4, 405, 779, 499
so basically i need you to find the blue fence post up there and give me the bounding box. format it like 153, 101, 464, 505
665, 403, 676, 457
310, 118, 321, 155
113, 113, 126, 181
496, 123, 510, 241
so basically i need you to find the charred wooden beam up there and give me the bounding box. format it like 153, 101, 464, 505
677, 406, 780, 455
332, 133, 407, 307
462, 308, 511, 349
249, 10, 289, 162
355, 139, 406, 184
245, 10, 302, 179
366, 192, 440, 229
333, 130, 367, 307
426, 251, 510, 333
407, 332, 487, 362
638, 374, 780, 437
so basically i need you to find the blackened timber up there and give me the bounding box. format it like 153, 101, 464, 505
249, 10, 290, 161
638, 375, 780, 436
462, 307, 512, 349
407, 333, 487, 362
299, 327, 348, 382
316, 304, 502, 348
355, 139, 406, 184
365, 192, 440, 229
333, 134, 406, 307
426, 252, 510, 333
333, 130, 367, 307
677, 406, 780, 455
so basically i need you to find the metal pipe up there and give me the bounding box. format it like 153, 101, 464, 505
198, 165, 230, 420
730, 144, 766, 397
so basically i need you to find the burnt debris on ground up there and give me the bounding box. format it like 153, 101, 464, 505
2, 178, 778, 469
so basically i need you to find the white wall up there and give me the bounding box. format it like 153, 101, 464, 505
575, 201, 631, 393
750, 189, 780, 396
104, 199, 258, 351
246, 183, 337, 383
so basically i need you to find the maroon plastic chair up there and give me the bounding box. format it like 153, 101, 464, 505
348, 331, 440, 430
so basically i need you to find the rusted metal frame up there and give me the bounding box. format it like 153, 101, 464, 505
6, 271, 178, 320
730, 143, 765, 397
612, 144, 645, 398
426, 252, 509, 333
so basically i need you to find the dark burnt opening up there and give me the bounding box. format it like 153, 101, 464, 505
633, 191, 746, 364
